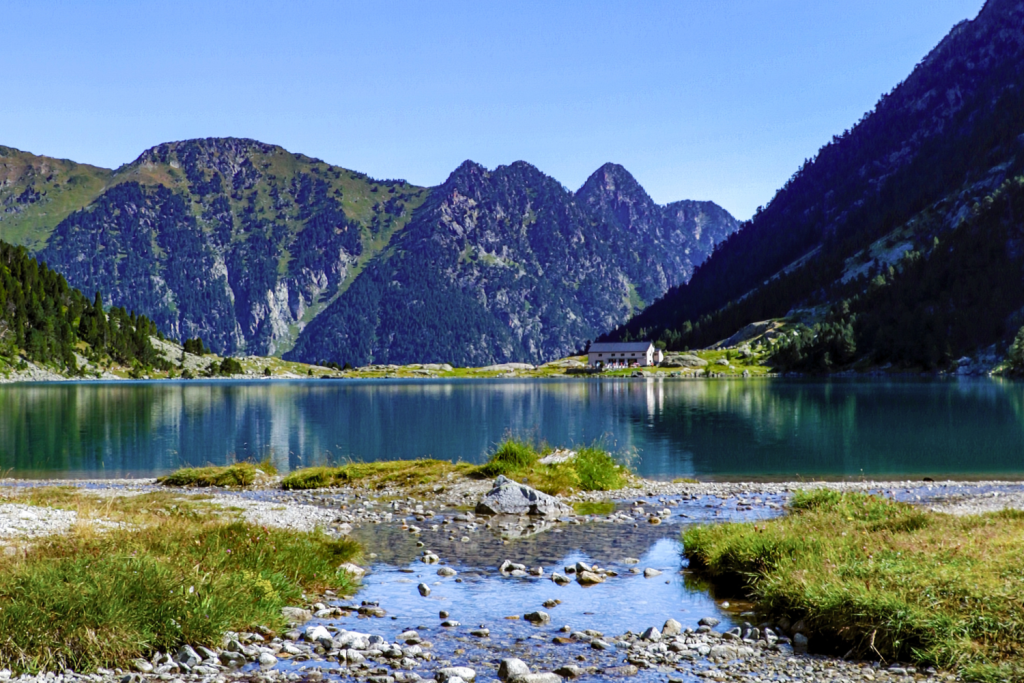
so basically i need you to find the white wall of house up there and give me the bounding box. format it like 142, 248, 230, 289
588, 343, 662, 367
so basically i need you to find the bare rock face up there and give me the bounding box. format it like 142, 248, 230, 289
475, 476, 572, 517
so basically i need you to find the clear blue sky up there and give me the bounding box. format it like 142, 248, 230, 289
2, 0, 985, 220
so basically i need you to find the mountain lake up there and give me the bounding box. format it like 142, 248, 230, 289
1, 376, 1022, 480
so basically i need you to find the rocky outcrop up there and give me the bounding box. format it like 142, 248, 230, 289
475, 476, 572, 517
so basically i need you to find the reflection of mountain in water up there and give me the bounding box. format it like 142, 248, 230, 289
0, 379, 1023, 479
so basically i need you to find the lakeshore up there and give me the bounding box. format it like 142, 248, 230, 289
3, 470, 1024, 683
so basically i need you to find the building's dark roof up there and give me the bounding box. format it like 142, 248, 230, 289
589, 342, 654, 353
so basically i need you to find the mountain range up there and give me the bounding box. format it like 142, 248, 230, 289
609, 0, 1024, 371
0, 140, 738, 366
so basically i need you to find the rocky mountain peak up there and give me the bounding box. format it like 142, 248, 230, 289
443, 160, 490, 190
575, 163, 658, 232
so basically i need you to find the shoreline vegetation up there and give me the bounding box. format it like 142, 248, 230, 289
158, 438, 635, 497
1, 327, 1019, 384
4, 455, 1024, 681
683, 489, 1024, 682
0, 487, 360, 674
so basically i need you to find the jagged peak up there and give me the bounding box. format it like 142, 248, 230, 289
576, 162, 655, 213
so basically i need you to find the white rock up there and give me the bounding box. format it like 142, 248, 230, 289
498, 658, 531, 681
436, 667, 476, 682
339, 562, 366, 578
304, 625, 332, 644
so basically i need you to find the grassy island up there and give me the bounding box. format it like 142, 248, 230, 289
683, 489, 1024, 682
161, 438, 634, 496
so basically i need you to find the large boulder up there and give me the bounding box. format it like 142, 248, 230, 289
475, 476, 571, 517
660, 354, 708, 368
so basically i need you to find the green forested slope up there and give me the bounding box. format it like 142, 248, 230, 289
0, 241, 165, 373
609, 0, 1024, 371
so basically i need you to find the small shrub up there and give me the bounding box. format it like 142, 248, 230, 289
218, 357, 243, 376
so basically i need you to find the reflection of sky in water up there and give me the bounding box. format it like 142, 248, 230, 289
272, 496, 787, 683
1, 377, 1023, 479
356, 538, 730, 637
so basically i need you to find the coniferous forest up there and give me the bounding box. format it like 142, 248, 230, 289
0, 241, 168, 374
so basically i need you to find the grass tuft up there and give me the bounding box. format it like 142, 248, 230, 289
471, 438, 631, 495
281, 459, 472, 491
0, 489, 359, 674
683, 489, 1024, 680
158, 462, 271, 488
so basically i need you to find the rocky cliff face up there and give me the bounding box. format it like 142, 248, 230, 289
17, 138, 736, 364
284, 161, 738, 366
38, 138, 426, 355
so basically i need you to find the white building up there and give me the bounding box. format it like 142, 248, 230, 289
588, 341, 664, 368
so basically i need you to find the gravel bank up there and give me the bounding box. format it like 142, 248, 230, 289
1, 476, 1022, 682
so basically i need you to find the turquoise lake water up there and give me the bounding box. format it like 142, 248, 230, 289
3, 377, 1023, 479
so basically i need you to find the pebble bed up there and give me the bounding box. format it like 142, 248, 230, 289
2, 477, 1023, 683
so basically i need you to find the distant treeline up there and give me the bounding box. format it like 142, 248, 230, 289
0, 242, 168, 372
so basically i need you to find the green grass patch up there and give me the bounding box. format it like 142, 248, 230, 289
281, 459, 473, 491
157, 460, 276, 488
683, 489, 1024, 680
471, 438, 631, 495
0, 489, 359, 674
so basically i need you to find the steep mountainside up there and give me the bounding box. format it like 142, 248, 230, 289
612, 0, 1024, 369
284, 161, 738, 366
0, 148, 111, 251
35, 139, 427, 356
4, 140, 738, 363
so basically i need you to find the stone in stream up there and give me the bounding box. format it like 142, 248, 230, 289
622, 557, 639, 564
642, 568, 663, 578
525, 610, 551, 624
498, 658, 531, 681
436, 667, 477, 682
258, 652, 278, 667
437, 566, 458, 577
475, 476, 572, 517
576, 571, 604, 585
662, 619, 682, 637
418, 583, 431, 596
551, 573, 571, 585
339, 562, 366, 578
793, 632, 809, 651
554, 666, 583, 679
602, 666, 639, 677
640, 626, 661, 641
219, 652, 246, 668
510, 675, 563, 683
590, 639, 612, 651
698, 617, 720, 627
281, 606, 313, 625
304, 625, 333, 644
470, 628, 490, 637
